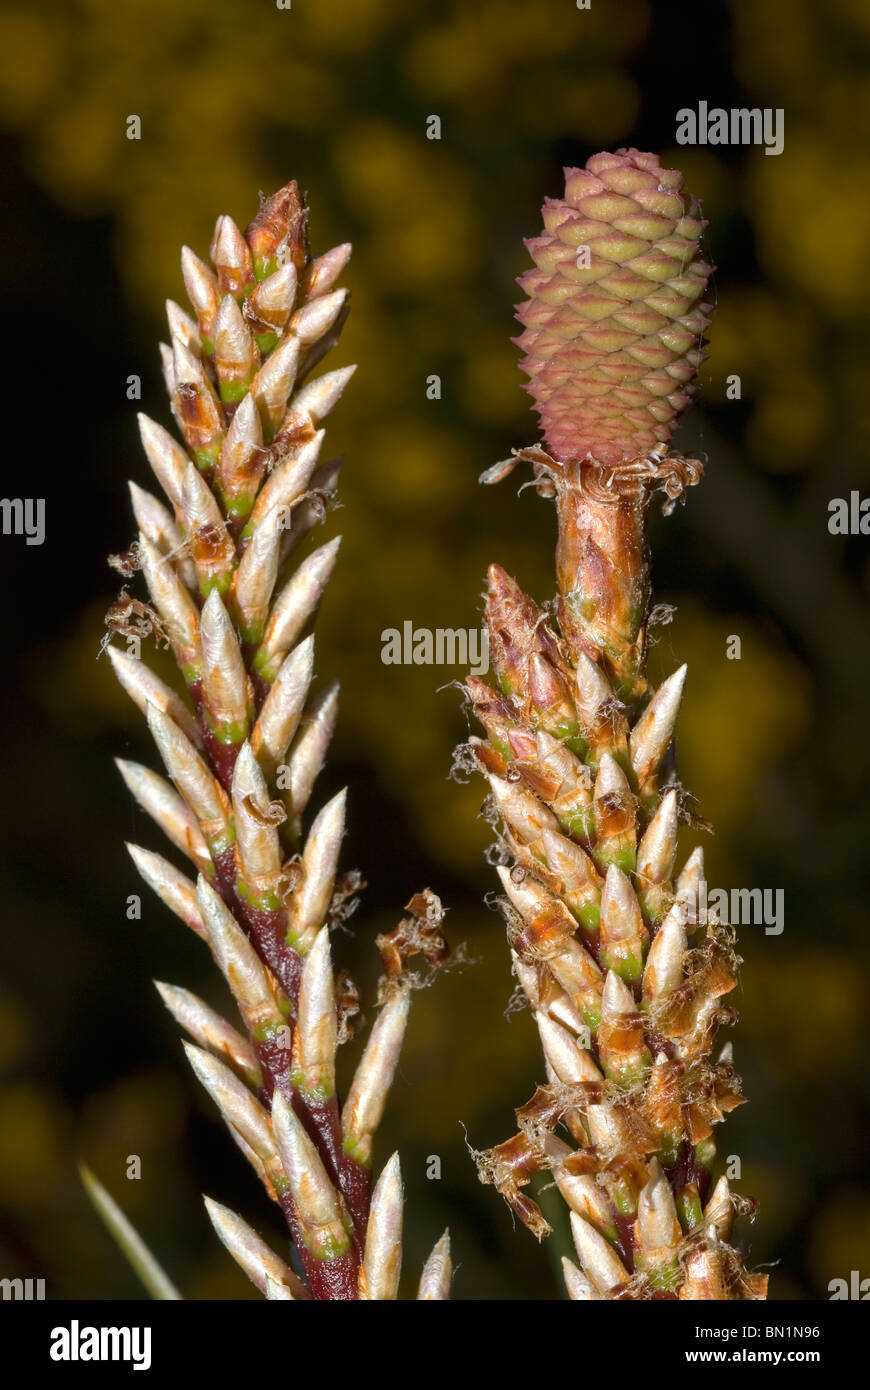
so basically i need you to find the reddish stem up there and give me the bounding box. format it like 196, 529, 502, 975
188, 666, 370, 1298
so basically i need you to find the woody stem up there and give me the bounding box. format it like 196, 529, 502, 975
553, 464, 653, 711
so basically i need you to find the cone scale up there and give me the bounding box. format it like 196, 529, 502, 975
471, 150, 766, 1300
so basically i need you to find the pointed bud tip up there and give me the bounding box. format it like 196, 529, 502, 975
602, 968, 636, 1014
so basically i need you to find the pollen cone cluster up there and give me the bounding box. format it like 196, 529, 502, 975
468, 152, 766, 1301
107, 183, 451, 1301
515, 149, 713, 466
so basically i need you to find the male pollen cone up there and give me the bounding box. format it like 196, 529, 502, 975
515, 149, 713, 467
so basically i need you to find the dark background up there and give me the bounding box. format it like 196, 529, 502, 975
0, 0, 868, 1299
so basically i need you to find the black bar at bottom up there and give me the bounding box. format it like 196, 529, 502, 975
0, 1295, 862, 1377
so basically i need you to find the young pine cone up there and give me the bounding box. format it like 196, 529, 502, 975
470, 151, 767, 1302
515, 148, 712, 467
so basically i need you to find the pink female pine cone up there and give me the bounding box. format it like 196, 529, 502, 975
471, 150, 767, 1299
515, 149, 713, 466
